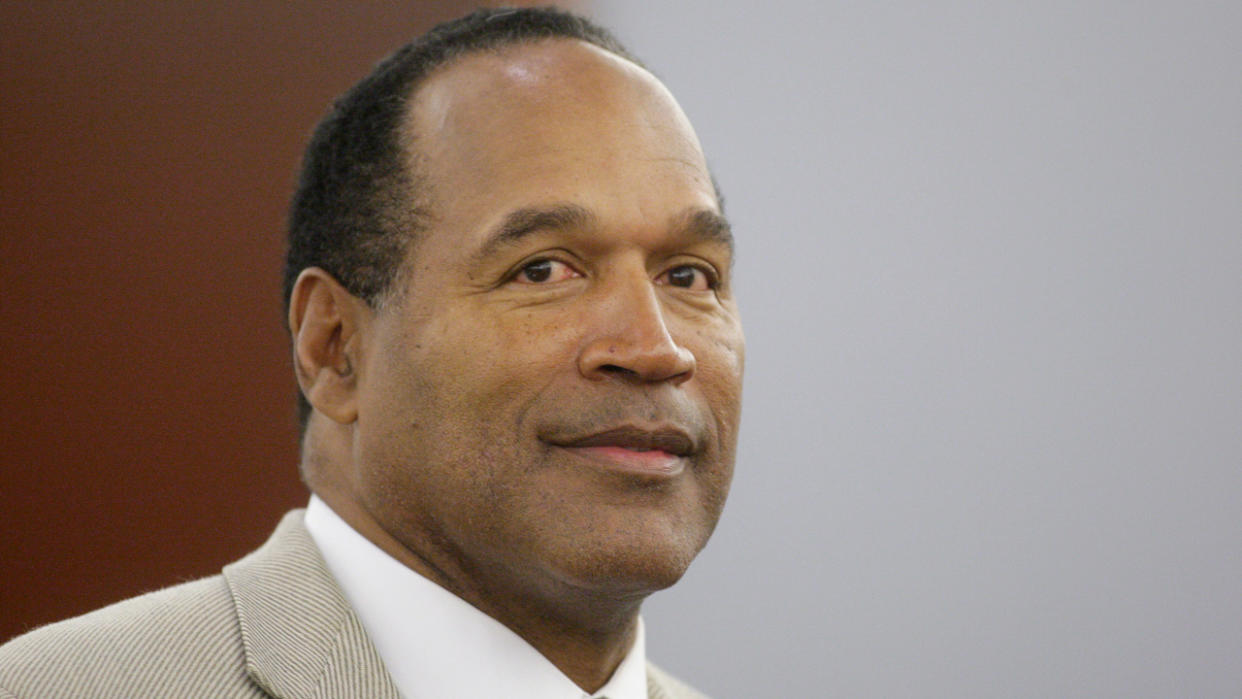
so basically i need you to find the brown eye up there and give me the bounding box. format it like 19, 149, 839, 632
513, 259, 580, 284
659, 264, 714, 291
521, 260, 552, 282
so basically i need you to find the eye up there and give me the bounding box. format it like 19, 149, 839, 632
658, 264, 716, 291
511, 258, 581, 284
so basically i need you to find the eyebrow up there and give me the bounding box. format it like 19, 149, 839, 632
472, 203, 597, 263
670, 207, 734, 250
471, 202, 734, 263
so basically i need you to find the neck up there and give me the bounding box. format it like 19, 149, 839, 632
311, 487, 643, 693
458, 565, 643, 692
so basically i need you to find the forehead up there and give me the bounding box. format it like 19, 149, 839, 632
401, 40, 717, 243
408, 39, 698, 155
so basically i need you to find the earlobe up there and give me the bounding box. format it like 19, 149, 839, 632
288, 268, 368, 425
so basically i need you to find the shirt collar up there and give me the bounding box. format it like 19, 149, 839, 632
304, 495, 647, 699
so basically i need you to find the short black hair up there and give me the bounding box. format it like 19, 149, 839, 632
284, 7, 640, 429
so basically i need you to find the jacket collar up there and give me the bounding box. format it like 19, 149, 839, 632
221, 509, 697, 699
222, 510, 402, 699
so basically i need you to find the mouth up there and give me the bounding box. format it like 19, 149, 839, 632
542, 425, 697, 477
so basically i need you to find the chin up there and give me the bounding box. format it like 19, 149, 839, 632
532, 482, 727, 598
543, 522, 712, 598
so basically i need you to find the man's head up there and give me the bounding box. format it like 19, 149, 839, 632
285, 8, 640, 429
286, 7, 744, 626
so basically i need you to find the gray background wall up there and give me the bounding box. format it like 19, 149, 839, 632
598, 2, 1241, 697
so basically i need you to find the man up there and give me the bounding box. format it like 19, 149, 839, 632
0, 8, 743, 698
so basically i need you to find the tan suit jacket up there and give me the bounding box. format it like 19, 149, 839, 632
0, 511, 706, 698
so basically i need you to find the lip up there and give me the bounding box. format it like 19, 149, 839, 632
544, 425, 696, 478
553, 425, 696, 455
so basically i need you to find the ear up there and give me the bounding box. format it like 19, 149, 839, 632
288, 267, 370, 425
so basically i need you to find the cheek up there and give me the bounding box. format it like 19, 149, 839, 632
681, 321, 745, 467
688, 316, 745, 399
406, 308, 585, 435
497, 308, 584, 347
481, 308, 584, 374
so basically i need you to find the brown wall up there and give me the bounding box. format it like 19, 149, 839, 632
0, 1, 563, 642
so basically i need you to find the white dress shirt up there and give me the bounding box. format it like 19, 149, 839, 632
304, 496, 648, 699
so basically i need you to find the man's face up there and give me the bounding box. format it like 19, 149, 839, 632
350, 40, 744, 603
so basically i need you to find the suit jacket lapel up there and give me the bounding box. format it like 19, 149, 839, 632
646, 662, 707, 699
222, 511, 402, 699
222, 511, 702, 699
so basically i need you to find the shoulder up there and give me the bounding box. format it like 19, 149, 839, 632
647, 661, 711, 699
0, 574, 263, 698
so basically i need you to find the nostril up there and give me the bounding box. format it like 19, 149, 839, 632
600, 364, 635, 376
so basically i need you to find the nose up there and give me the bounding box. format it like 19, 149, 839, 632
577, 275, 696, 385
